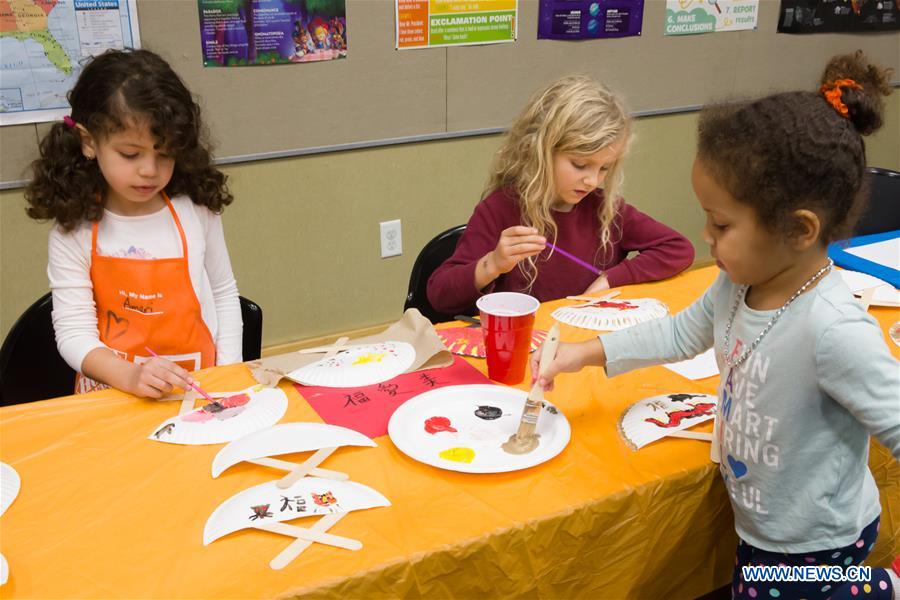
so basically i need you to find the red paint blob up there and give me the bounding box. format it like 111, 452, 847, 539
424, 416, 458, 434
219, 393, 250, 408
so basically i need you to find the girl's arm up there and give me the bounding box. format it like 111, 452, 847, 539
534, 273, 725, 389
603, 202, 695, 287
817, 315, 900, 459
426, 193, 543, 315
203, 212, 243, 364
48, 227, 194, 397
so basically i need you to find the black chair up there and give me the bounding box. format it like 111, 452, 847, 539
854, 167, 900, 237
0, 294, 263, 406
404, 224, 467, 324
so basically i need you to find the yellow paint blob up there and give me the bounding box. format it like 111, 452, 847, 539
352, 352, 386, 365
439, 447, 476, 463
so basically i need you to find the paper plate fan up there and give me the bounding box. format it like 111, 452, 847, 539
436, 327, 548, 358
618, 393, 717, 450
148, 385, 288, 446
287, 341, 416, 388
838, 269, 899, 307
212, 423, 376, 477
203, 476, 390, 545
0, 553, 7, 586
0, 463, 20, 517
551, 298, 669, 331
388, 384, 570, 474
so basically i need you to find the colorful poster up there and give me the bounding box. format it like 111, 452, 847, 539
664, 0, 759, 35
777, 0, 899, 32
0, 0, 140, 126
198, 0, 346, 67
537, 0, 644, 39
396, 0, 517, 49
294, 356, 493, 438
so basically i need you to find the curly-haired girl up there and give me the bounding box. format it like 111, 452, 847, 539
426, 74, 694, 316
26, 48, 242, 398
533, 51, 899, 599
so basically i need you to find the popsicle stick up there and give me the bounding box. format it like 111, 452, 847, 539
247, 457, 348, 481
254, 520, 361, 550
296, 343, 370, 355
323, 337, 349, 360
179, 388, 200, 416
269, 512, 349, 570
276, 447, 337, 489
857, 287, 877, 311
666, 430, 713, 442
565, 290, 621, 302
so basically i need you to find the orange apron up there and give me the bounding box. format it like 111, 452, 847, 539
75, 195, 216, 394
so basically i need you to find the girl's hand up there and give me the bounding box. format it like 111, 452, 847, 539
583, 273, 610, 295
530, 338, 607, 392
487, 226, 547, 275
127, 357, 195, 399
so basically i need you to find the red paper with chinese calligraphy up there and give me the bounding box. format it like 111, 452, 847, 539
293, 356, 494, 438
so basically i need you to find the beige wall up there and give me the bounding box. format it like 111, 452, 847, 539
2, 96, 898, 346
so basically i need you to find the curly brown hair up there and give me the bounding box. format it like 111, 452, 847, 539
697, 50, 892, 244
26, 48, 232, 231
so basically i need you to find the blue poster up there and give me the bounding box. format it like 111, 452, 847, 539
538, 0, 644, 39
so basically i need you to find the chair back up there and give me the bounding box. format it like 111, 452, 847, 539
854, 167, 900, 237
404, 225, 466, 324
0, 293, 76, 406
240, 296, 263, 361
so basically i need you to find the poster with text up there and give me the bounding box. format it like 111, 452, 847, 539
0, 0, 140, 126
777, 0, 898, 33
396, 0, 517, 49
199, 0, 346, 67
664, 0, 759, 35
538, 0, 644, 39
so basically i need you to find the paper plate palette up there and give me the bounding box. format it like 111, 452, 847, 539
149, 385, 288, 445
619, 393, 717, 450
388, 384, 570, 474
838, 269, 899, 307
0, 463, 20, 517
287, 341, 416, 388
551, 297, 669, 331
436, 327, 548, 358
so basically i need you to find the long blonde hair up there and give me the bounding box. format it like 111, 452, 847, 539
485, 74, 632, 289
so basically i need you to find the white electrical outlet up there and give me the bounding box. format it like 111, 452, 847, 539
380, 219, 402, 258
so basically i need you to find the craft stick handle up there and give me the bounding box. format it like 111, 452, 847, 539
565, 291, 621, 302
276, 447, 337, 489
247, 457, 349, 481
255, 520, 361, 550
323, 336, 349, 360
296, 343, 369, 355
667, 430, 713, 442
269, 512, 347, 570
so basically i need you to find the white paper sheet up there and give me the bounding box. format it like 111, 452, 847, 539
846, 238, 900, 271
662, 348, 719, 380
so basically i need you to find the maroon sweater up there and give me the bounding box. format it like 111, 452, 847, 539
427, 188, 695, 315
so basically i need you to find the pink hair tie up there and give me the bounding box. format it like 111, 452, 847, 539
62, 115, 77, 128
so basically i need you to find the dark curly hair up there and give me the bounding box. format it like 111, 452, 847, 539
697, 50, 892, 244
26, 48, 232, 231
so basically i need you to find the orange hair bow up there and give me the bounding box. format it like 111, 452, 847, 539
819, 79, 862, 118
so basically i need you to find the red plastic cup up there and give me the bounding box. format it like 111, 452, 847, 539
476, 292, 540, 385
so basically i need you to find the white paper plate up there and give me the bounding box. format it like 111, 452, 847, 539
838, 269, 899, 307
388, 384, 571, 474
0, 463, 20, 517
619, 393, 717, 450
0, 553, 7, 586
287, 341, 416, 388
203, 476, 390, 545
551, 298, 669, 331
148, 385, 288, 446
212, 423, 376, 477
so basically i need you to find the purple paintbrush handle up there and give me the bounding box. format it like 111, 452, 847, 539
546, 242, 602, 275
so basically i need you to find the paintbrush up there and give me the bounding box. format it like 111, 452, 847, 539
546, 242, 602, 275
144, 346, 214, 402
502, 322, 561, 455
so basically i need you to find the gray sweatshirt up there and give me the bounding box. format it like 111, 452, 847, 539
601, 270, 900, 553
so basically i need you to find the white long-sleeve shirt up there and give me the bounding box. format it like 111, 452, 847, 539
48, 195, 243, 372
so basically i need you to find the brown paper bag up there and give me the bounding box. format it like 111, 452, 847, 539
247, 308, 453, 387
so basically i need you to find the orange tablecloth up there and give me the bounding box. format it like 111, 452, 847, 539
1, 267, 897, 599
